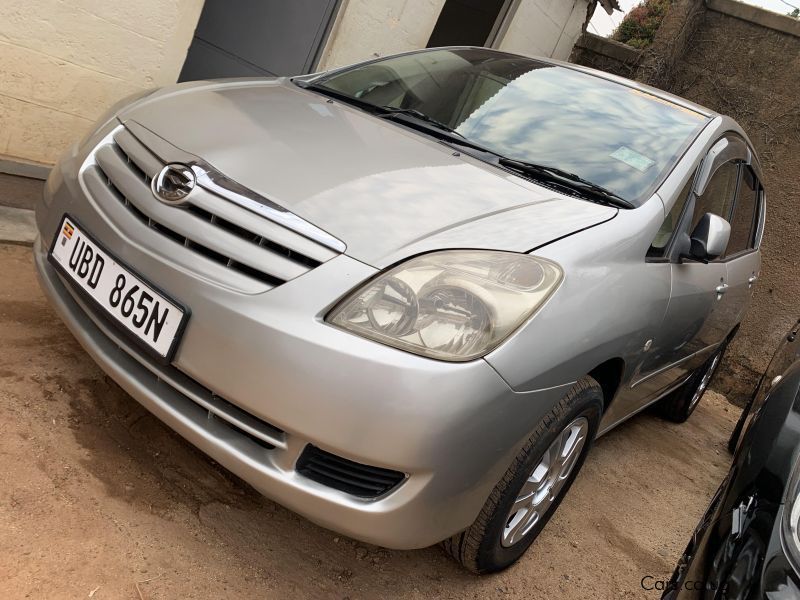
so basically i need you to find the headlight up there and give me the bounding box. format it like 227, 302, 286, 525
327, 250, 562, 361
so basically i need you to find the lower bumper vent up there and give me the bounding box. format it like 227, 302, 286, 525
296, 446, 405, 498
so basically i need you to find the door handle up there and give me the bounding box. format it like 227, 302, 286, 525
715, 283, 729, 295
748, 275, 758, 288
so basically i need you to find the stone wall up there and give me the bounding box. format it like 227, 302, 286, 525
0, 0, 204, 167
570, 32, 641, 77
572, 0, 800, 404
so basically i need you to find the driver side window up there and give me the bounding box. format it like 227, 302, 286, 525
648, 158, 741, 259
691, 160, 739, 233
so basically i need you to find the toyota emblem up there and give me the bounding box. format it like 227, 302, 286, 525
152, 163, 196, 204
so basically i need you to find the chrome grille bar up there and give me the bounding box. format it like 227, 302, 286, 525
124, 120, 347, 254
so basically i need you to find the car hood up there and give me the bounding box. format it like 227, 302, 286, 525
121, 79, 617, 267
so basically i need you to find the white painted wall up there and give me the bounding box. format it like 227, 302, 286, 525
499, 0, 591, 60
319, 0, 591, 71
318, 0, 448, 70
0, 0, 204, 165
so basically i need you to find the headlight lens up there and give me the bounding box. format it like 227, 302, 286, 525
327, 250, 562, 361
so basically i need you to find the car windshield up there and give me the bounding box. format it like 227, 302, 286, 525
309, 48, 709, 205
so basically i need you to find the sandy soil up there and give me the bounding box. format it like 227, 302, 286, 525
0, 242, 740, 599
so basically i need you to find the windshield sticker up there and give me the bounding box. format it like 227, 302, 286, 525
610, 146, 656, 173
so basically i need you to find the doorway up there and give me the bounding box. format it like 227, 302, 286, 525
427, 0, 513, 48
179, 0, 341, 82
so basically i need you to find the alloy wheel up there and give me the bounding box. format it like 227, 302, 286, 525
501, 416, 589, 547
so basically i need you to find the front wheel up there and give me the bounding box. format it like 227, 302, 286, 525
441, 377, 603, 574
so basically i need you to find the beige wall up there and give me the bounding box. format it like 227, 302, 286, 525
0, 0, 203, 166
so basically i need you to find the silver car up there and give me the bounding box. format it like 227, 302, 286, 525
34, 47, 765, 573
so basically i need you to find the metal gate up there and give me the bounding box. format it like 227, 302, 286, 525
179, 0, 341, 81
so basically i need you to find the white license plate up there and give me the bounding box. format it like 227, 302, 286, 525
49, 216, 188, 360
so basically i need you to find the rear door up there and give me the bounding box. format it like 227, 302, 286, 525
721, 165, 763, 327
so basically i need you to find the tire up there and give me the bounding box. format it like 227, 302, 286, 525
441, 377, 603, 574
659, 342, 727, 423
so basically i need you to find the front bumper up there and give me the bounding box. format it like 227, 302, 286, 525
34, 140, 571, 549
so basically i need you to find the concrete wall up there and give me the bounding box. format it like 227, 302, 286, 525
0, 0, 204, 166
318, 0, 592, 71
571, 0, 800, 405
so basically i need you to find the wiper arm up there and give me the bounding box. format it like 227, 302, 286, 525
374, 106, 462, 135
301, 81, 632, 208
373, 108, 498, 154
298, 82, 379, 112
497, 157, 633, 208
296, 83, 478, 146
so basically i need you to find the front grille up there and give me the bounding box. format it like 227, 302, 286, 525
296, 445, 405, 498
81, 125, 338, 288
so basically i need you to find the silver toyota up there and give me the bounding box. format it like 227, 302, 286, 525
34, 47, 765, 573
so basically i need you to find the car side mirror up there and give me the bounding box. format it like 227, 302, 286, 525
686, 213, 730, 262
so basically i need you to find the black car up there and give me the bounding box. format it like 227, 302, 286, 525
664, 318, 800, 599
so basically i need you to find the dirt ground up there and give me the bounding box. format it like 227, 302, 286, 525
0, 242, 740, 599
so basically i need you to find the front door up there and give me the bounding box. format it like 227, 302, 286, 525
638, 156, 742, 396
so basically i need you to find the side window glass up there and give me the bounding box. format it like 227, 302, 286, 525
692, 160, 739, 232
648, 177, 693, 257
725, 167, 758, 257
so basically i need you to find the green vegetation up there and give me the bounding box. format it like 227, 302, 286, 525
613, 0, 673, 49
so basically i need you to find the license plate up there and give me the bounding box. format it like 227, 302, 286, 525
49, 216, 188, 361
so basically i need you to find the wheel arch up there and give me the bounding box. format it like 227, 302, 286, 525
588, 358, 626, 412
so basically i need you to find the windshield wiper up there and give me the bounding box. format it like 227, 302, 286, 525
300, 81, 632, 209
497, 157, 633, 208
373, 106, 462, 136
297, 82, 475, 143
